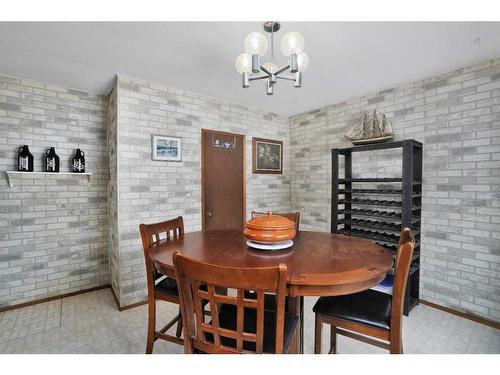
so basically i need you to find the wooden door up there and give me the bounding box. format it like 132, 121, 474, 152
202, 129, 245, 232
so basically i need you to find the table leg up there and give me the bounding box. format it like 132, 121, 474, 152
287, 296, 304, 354
300, 296, 304, 354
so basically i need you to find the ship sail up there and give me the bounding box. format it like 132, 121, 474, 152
345, 110, 393, 145
346, 113, 368, 141
380, 113, 393, 136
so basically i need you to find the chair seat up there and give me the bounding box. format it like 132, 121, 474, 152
313, 289, 392, 330
205, 304, 298, 353
154, 276, 179, 296
155, 277, 208, 298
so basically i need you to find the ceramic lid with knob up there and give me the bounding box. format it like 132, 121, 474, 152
246, 211, 295, 230
244, 211, 296, 244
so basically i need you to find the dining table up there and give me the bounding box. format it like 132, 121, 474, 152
149, 229, 394, 354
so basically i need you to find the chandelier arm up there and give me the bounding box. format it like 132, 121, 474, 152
259, 66, 273, 77
249, 75, 269, 81
275, 65, 291, 76
276, 76, 296, 81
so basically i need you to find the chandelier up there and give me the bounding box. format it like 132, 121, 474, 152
234, 21, 309, 95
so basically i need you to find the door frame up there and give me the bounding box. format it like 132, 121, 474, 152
201, 128, 246, 232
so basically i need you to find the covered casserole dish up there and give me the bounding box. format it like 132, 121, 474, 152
244, 211, 296, 243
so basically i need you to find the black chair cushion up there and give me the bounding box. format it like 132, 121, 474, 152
313, 289, 392, 330
205, 304, 298, 353
154, 277, 208, 297
154, 276, 179, 296
243, 291, 289, 312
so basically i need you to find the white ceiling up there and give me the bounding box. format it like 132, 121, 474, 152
1, 22, 500, 116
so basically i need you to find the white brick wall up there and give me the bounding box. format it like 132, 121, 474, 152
110, 75, 291, 306
2, 57, 499, 322
0, 75, 109, 308
107, 80, 121, 303
289, 58, 500, 322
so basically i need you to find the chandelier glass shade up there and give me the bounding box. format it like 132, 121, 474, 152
244, 32, 268, 57
234, 22, 309, 95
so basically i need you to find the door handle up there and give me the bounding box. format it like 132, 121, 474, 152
207, 211, 213, 217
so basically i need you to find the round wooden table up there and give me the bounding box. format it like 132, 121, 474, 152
150, 230, 393, 353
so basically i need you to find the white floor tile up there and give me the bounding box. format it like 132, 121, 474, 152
0, 289, 498, 354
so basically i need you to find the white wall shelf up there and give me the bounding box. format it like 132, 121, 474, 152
5, 171, 92, 188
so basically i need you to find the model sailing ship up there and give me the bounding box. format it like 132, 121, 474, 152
345, 110, 394, 145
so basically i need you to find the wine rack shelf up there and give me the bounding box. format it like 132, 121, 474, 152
339, 198, 403, 207
338, 227, 420, 248
339, 177, 403, 183
339, 178, 422, 184
339, 198, 422, 210
331, 139, 423, 315
340, 217, 420, 235
338, 208, 421, 224
339, 188, 422, 197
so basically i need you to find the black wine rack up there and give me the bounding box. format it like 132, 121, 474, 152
331, 140, 423, 315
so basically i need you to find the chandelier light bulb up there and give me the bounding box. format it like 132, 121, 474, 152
297, 52, 310, 72
244, 32, 268, 56
280, 31, 305, 57
234, 53, 252, 74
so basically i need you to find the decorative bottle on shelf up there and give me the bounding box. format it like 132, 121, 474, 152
45, 147, 60, 172
17, 145, 34, 172
72, 149, 85, 173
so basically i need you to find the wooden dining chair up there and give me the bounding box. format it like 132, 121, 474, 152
313, 228, 415, 354
139, 216, 185, 353
173, 252, 299, 354
251, 211, 301, 231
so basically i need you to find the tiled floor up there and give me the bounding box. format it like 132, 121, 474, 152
0, 288, 498, 354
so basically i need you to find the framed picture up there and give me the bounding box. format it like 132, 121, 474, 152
151, 135, 182, 162
252, 137, 283, 174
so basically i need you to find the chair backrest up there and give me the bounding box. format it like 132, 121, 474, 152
251, 211, 301, 231
173, 252, 288, 354
389, 228, 415, 332
139, 217, 185, 288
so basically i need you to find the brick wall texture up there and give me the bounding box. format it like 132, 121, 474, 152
106, 81, 121, 302
0, 75, 109, 308
1, 57, 499, 322
289, 58, 500, 321
112, 76, 290, 306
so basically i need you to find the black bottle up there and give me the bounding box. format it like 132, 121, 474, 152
45, 147, 60, 172
18, 145, 34, 172
72, 149, 85, 173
